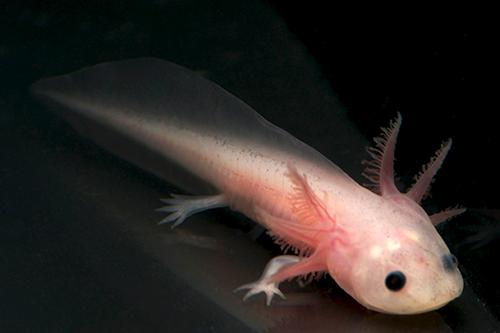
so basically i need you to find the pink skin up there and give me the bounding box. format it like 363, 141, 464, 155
32, 59, 464, 314
229, 114, 464, 314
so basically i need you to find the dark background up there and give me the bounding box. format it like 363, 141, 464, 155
1, 1, 498, 332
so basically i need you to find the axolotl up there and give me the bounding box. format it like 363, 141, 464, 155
31, 58, 465, 314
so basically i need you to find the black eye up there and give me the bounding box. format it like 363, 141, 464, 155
385, 271, 406, 291
442, 254, 458, 272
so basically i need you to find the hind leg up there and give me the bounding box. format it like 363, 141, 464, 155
157, 193, 227, 228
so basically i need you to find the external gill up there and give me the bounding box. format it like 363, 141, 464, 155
407, 139, 452, 204
362, 112, 402, 196
362, 114, 466, 225
259, 165, 338, 257
429, 206, 467, 226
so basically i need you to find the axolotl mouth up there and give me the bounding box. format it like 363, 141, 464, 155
366, 277, 463, 315
368, 285, 463, 315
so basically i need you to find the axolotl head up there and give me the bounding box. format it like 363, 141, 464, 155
329, 114, 464, 314
336, 196, 464, 315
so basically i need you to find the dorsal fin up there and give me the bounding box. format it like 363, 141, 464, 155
31, 58, 344, 194
362, 113, 402, 197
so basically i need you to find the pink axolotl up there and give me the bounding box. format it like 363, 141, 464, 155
31, 58, 465, 314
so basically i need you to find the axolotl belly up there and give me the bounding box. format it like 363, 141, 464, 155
32, 58, 464, 314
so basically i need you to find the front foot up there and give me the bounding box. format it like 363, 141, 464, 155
234, 255, 300, 305
235, 279, 286, 306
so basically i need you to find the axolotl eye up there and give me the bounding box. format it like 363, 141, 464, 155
442, 254, 458, 272
385, 271, 406, 291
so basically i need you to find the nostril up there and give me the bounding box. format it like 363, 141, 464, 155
442, 254, 458, 272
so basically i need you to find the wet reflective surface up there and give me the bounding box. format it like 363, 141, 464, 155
1, 0, 498, 331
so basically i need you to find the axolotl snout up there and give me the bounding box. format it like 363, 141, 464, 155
31, 58, 464, 314
332, 183, 464, 314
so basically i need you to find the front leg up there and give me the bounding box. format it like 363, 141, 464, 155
235, 252, 326, 305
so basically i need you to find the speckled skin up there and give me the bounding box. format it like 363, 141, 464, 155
32, 58, 464, 314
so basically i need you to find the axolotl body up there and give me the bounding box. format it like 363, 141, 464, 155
32, 58, 465, 314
